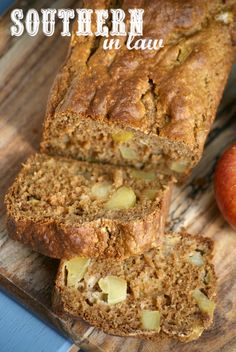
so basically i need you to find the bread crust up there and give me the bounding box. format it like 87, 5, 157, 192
6, 196, 169, 259
52, 233, 216, 342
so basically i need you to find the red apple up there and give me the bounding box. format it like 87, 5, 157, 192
214, 143, 236, 230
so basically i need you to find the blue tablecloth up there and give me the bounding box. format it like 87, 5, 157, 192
0, 290, 72, 352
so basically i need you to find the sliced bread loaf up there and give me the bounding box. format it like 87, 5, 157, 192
5, 153, 173, 259
41, 0, 235, 178
53, 232, 216, 342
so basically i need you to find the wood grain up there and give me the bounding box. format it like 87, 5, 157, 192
0, 1, 236, 351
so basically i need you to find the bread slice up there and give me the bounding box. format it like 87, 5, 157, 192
53, 232, 216, 342
5, 153, 173, 259
41, 1, 235, 179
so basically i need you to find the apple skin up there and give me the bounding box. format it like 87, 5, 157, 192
214, 143, 236, 230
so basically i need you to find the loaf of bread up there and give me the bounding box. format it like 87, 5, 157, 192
5, 153, 173, 259
53, 232, 216, 342
41, 0, 235, 178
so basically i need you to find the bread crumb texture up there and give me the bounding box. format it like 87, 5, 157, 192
53, 232, 216, 342
5, 153, 173, 259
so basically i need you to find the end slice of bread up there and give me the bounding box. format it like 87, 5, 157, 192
5, 153, 173, 259
53, 232, 216, 342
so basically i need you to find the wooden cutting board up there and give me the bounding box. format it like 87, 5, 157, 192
1, 1, 236, 351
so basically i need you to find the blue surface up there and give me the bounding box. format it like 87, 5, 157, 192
0, 290, 72, 352
0, 0, 15, 15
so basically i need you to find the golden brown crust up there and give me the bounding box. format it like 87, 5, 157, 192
5, 154, 173, 260
52, 232, 217, 342
41, 0, 236, 170
6, 201, 170, 259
